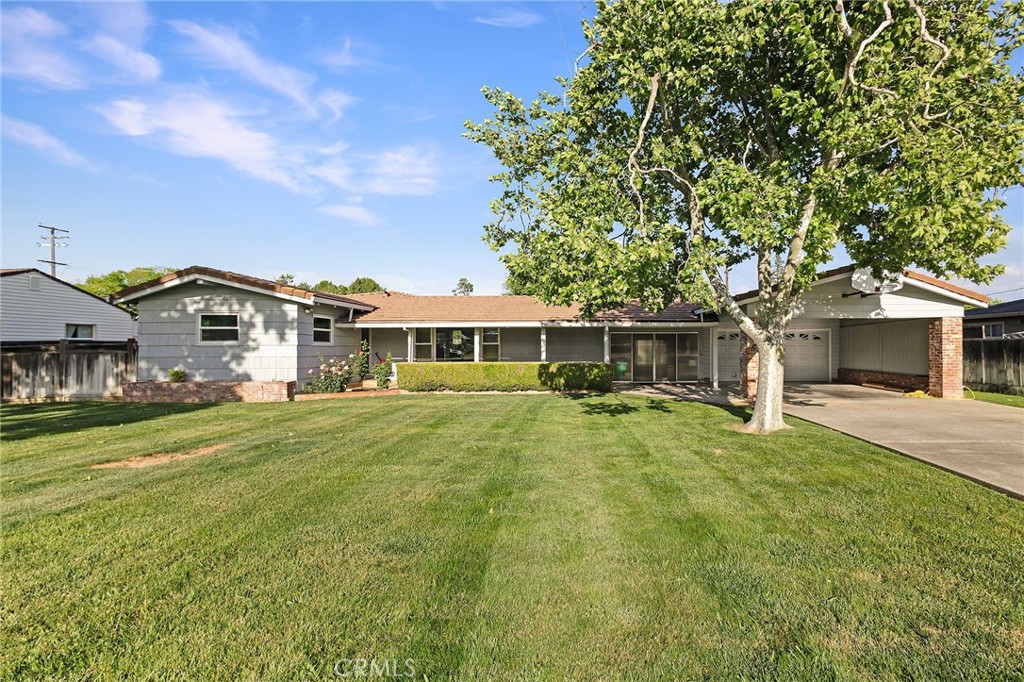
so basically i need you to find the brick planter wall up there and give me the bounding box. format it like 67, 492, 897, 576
123, 380, 295, 403
928, 317, 963, 399
837, 368, 928, 392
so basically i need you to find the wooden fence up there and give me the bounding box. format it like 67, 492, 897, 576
963, 338, 1023, 392
1, 340, 138, 401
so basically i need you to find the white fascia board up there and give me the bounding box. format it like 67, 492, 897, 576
114, 273, 312, 306
901, 277, 988, 308
731, 271, 855, 307
355, 320, 717, 329
310, 295, 374, 312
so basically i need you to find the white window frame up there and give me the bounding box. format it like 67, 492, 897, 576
481, 327, 500, 361
65, 323, 96, 340
413, 328, 434, 361
312, 315, 334, 345
196, 312, 240, 344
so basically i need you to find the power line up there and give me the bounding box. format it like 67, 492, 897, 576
985, 285, 1024, 296
37, 223, 69, 277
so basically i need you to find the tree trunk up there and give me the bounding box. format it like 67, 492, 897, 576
743, 342, 789, 434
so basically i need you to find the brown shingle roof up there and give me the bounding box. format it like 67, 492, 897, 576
0, 268, 37, 276
346, 291, 708, 323
732, 264, 989, 305
113, 266, 373, 308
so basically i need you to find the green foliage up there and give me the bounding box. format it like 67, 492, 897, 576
79, 266, 177, 298
352, 340, 371, 378
465, 0, 1022, 315
167, 368, 187, 383
347, 277, 383, 294
396, 362, 612, 392
452, 278, 474, 296
275, 273, 294, 285
371, 353, 395, 389
312, 279, 348, 295
305, 354, 353, 393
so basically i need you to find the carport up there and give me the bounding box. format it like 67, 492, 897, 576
713, 266, 990, 399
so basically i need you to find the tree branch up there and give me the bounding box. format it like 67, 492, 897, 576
906, 0, 951, 121
627, 73, 663, 231
846, 0, 896, 97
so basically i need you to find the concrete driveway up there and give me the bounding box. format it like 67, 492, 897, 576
782, 384, 1024, 499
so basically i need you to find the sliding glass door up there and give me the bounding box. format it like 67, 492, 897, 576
610, 331, 700, 382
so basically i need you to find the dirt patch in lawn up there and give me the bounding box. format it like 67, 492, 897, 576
91, 443, 233, 469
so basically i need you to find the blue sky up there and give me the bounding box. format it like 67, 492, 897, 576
2, 1, 1021, 299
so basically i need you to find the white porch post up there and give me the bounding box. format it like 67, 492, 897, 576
603, 326, 611, 363
407, 329, 415, 362
474, 327, 482, 362
540, 326, 547, 362
711, 327, 719, 389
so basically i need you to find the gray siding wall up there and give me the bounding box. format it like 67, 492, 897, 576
1, 271, 135, 342
840, 319, 929, 376
297, 304, 361, 389
136, 283, 299, 382
546, 328, 604, 362
369, 328, 409, 363
501, 328, 541, 361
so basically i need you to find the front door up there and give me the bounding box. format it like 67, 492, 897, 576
632, 334, 654, 382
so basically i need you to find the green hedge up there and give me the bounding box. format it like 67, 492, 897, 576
395, 362, 613, 393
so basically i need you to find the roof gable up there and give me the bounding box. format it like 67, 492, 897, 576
0, 267, 135, 318
112, 266, 374, 310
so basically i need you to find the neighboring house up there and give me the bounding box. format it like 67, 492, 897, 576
113, 267, 374, 384
116, 265, 986, 398
0, 268, 135, 342
964, 298, 1024, 339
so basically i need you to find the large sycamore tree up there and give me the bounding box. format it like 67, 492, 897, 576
466, 0, 1023, 433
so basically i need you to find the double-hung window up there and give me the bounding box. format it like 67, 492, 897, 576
199, 313, 239, 342
313, 316, 333, 344
481, 328, 500, 361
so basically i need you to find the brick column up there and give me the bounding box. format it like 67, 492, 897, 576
928, 317, 963, 399
740, 333, 759, 401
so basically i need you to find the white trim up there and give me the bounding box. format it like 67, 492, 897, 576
312, 315, 334, 345
474, 327, 482, 362
603, 326, 611, 364
355, 320, 718, 329
540, 326, 547, 362
196, 311, 240, 345
900, 277, 986, 308
114, 272, 374, 311
711, 326, 719, 389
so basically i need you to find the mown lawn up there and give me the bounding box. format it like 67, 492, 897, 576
2, 395, 1022, 680
971, 390, 1024, 409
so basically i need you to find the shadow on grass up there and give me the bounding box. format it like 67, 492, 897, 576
561, 392, 750, 420
0, 401, 216, 442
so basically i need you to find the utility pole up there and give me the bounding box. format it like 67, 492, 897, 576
37, 223, 69, 277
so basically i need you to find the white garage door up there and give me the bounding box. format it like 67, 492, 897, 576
716, 331, 743, 383
784, 331, 829, 382
716, 329, 829, 383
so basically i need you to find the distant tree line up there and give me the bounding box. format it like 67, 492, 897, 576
274, 274, 383, 295
77, 267, 384, 299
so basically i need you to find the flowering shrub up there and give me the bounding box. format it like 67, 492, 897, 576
371, 353, 394, 389
350, 340, 371, 378
305, 354, 353, 393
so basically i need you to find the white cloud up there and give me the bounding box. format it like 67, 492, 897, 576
83, 35, 161, 82
361, 146, 439, 196
321, 37, 361, 70
474, 10, 542, 29
308, 161, 354, 189
1, 115, 95, 171
1, 7, 87, 89
318, 204, 379, 225
318, 89, 357, 123
86, 0, 151, 46
97, 92, 301, 190
169, 20, 317, 112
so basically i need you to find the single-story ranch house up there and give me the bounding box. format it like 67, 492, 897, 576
113, 265, 988, 399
